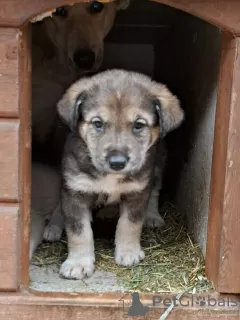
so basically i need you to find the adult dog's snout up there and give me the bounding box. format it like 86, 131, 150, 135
73, 49, 95, 69
107, 150, 129, 171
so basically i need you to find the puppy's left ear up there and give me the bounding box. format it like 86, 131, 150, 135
151, 84, 184, 138
116, 0, 130, 10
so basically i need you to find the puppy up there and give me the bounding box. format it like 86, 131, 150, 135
30, 162, 61, 260
32, 0, 130, 145
56, 69, 184, 280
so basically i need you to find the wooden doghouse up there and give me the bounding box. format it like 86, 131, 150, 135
0, 0, 240, 318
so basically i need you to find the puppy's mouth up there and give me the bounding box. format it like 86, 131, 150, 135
92, 157, 144, 175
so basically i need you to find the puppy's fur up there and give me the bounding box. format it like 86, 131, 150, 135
30, 162, 61, 260
32, 0, 129, 145
56, 69, 184, 279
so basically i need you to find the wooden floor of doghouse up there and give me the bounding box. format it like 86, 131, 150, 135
29, 201, 213, 294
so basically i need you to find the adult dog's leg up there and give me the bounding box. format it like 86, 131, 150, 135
29, 210, 45, 261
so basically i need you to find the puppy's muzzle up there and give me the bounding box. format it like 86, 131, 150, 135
73, 49, 95, 69
107, 150, 129, 171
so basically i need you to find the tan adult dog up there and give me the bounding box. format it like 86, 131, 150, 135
30, 0, 130, 248
56, 69, 184, 279
32, 0, 130, 144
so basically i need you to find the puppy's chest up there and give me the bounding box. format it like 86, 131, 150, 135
66, 172, 147, 204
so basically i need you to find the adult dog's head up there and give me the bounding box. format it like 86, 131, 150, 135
58, 70, 184, 174
41, 1, 129, 73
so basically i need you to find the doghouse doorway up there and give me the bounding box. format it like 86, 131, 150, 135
29, 0, 221, 294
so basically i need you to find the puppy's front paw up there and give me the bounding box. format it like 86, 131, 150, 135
115, 246, 145, 267
43, 223, 63, 242
59, 256, 95, 280
144, 211, 165, 228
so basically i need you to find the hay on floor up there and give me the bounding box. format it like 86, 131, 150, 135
32, 201, 213, 294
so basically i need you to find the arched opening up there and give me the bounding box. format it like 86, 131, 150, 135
27, 0, 221, 294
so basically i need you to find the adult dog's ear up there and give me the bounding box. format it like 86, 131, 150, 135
116, 0, 130, 10
151, 84, 184, 138
57, 88, 88, 132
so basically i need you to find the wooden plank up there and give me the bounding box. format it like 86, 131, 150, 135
0, 28, 19, 117
18, 24, 32, 288
0, 205, 20, 291
217, 36, 240, 292
0, 119, 19, 201
0, 25, 30, 287
206, 34, 240, 293
0, 0, 238, 35
0, 0, 90, 27
0, 293, 239, 319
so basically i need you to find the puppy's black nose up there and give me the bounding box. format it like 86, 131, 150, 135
107, 151, 129, 171
73, 50, 95, 69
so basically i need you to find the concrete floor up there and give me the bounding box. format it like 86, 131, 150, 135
30, 264, 127, 293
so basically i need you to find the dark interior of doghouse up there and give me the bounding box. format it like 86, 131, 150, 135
30, 0, 221, 293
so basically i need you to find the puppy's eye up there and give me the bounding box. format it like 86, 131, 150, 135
92, 117, 104, 131
133, 119, 147, 133
89, 1, 104, 14
55, 7, 68, 17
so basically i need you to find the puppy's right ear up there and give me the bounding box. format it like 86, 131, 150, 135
57, 91, 87, 132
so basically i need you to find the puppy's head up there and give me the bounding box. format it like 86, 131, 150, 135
42, 1, 129, 73
58, 70, 184, 174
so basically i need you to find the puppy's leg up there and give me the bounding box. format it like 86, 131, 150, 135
144, 143, 166, 228
115, 190, 149, 267
29, 210, 45, 261
144, 187, 165, 228
43, 203, 64, 242
59, 191, 95, 280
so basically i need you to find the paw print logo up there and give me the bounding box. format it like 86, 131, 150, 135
196, 296, 206, 307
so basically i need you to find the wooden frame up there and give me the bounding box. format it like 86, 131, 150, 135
0, 292, 239, 319
0, 0, 240, 318
205, 33, 240, 294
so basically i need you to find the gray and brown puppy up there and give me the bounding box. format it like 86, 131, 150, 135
57, 69, 184, 280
